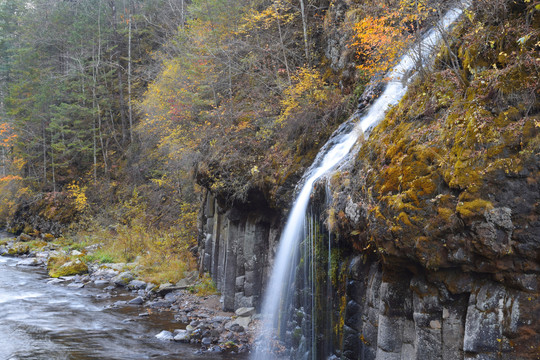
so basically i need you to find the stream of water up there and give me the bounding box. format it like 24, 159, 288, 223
0, 234, 235, 360
254, 4, 466, 359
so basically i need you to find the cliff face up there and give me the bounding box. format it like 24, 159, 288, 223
332, 1, 540, 358
198, 191, 281, 311
198, 0, 540, 358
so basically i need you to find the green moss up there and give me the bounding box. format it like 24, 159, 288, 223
7, 242, 30, 255
48, 257, 88, 278
28, 240, 47, 250
456, 199, 493, 219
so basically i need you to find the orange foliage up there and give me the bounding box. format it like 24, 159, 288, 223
0, 123, 17, 147
351, 14, 410, 77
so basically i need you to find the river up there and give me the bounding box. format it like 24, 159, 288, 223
0, 235, 237, 360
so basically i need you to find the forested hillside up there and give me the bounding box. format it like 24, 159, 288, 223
0, 0, 538, 285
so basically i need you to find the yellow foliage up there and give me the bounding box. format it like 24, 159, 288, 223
278, 67, 333, 125
239, 0, 297, 33
67, 182, 88, 212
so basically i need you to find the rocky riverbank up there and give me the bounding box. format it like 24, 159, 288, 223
0, 233, 255, 356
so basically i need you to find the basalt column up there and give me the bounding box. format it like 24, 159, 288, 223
199, 192, 279, 312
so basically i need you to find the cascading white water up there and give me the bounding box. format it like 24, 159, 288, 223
254, 5, 466, 359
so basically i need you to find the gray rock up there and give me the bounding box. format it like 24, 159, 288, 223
94, 280, 110, 287
175, 278, 193, 288
67, 282, 85, 288
233, 316, 251, 328
112, 271, 134, 286
201, 337, 212, 346
47, 278, 65, 285
173, 330, 190, 342
17, 233, 33, 242
149, 300, 172, 309
103, 263, 126, 271
16, 258, 42, 266
212, 316, 231, 323
185, 324, 195, 333
128, 296, 144, 305
155, 330, 174, 341
127, 280, 147, 290
145, 283, 157, 293
235, 307, 255, 317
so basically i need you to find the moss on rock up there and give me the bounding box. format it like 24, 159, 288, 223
48, 256, 88, 278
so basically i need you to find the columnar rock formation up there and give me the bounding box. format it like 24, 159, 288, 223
198, 192, 280, 311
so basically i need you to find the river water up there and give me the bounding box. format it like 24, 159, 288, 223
0, 236, 234, 360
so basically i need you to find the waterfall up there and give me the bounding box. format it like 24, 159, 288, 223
254, 5, 466, 359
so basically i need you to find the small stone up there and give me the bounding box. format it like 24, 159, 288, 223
234, 316, 251, 328
16, 258, 41, 266
442, 308, 450, 319
145, 283, 158, 293
94, 280, 110, 287
174, 330, 190, 342
212, 316, 231, 324
18, 233, 33, 242
190, 320, 200, 327
429, 320, 441, 330
155, 330, 174, 341
185, 325, 195, 333
128, 296, 144, 305
67, 282, 85, 288
112, 271, 134, 286
230, 324, 244, 333
148, 300, 172, 309
208, 345, 222, 353
128, 280, 147, 290
201, 337, 212, 346
235, 307, 255, 317
47, 278, 65, 285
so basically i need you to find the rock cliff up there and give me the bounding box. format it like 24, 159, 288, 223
198, 0, 540, 358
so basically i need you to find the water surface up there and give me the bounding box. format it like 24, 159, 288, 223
0, 235, 235, 360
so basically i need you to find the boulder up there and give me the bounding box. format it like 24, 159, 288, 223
49, 259, 88, 278
112, 271, 135, 286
